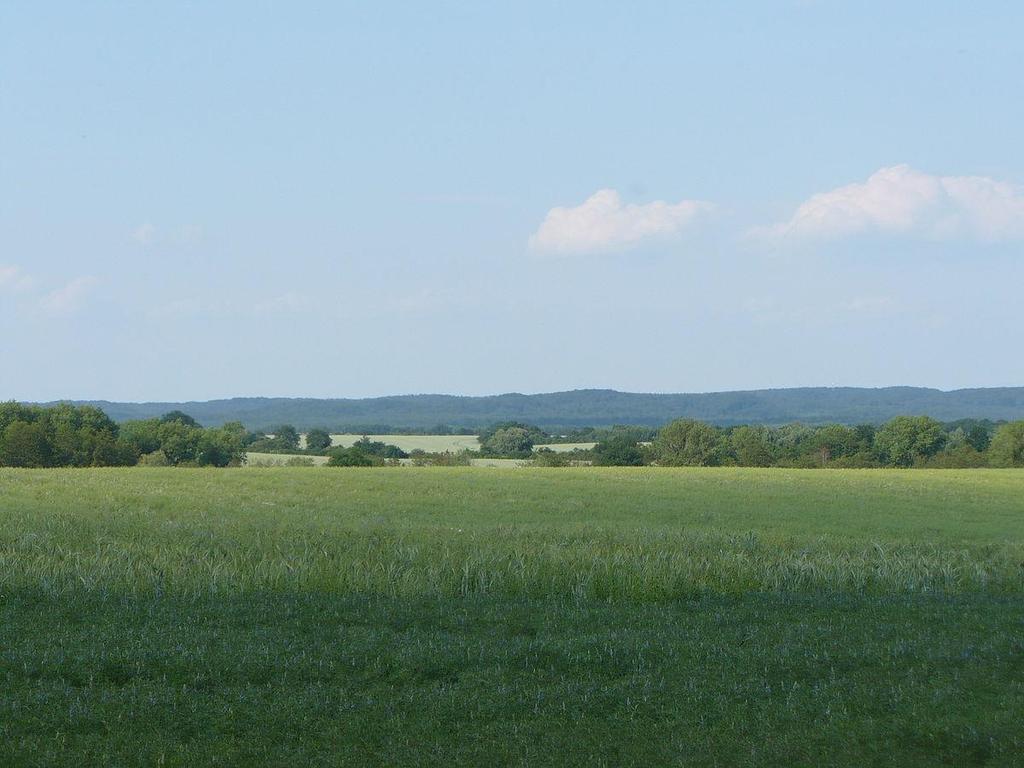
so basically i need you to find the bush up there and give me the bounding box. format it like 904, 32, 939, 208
139, 450, 170, 467
409, 450, 473, 467
531, 448, 571, 467
327, 447, 377, 467
921, 445, 987, 469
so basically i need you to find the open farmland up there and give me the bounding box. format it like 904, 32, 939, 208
534, 441, 597, 452
321, 433, 482, 452
1, 468, 1023, 766
245, 452, 331, 466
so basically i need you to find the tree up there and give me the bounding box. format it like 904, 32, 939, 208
482, 427, 534, 457
873, 416, 945, 467
157, 420, 203, 465
592, 435, 646, 466
730, 426, 778, 467
989, 421, 1024, 467
120, 419, 164, 456
196, 424, 246, 467
160, 410, 200, 428
967, 423, 993, 453
305, 428, 333, 452
653, 419, 722, 466
270, 425, 300, 450
809, 424, 861, 466
352, 436, 407, 459
0, 421, 52, 467
46, 404, 122, 466
479, 422, 546, 448
774, 423, 816, 463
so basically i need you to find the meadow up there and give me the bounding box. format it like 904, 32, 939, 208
1, 467, 1023, 765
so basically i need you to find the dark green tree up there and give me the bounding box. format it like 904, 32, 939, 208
0, 421, 52, 467
196, 423, 246, 467
481, 427, 534, 457
966, 423, 993, 453
270, 425, 300, 450
653, 419, 722, 466
873, 416, 945, 467
305, 428, 333, 452
730, 426, 778, 467
592, 435, 646, 466
160, 410, 200, 427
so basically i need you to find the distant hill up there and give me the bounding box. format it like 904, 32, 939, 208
45, 387, 1024, 430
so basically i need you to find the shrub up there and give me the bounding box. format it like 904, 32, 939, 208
532, 448, 571, 467
139, 450, 170, 467
327, 447, 377, 467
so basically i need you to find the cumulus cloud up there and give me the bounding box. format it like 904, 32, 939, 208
529, 189, 711, 254
251, 291, 307, 315
762, 165, 1024, 242
0, 265, 35, 293
131, 223, 157, 245
39, 276, 99, 316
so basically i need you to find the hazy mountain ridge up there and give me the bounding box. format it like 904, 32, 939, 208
44, 387, 1024, 430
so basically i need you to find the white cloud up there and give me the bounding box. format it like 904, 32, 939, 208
0, 265, 35, 293
762, 165, 1024, 242
39, 276, 98, 316
838, 295, 899, 316
132, 223, 203, 247
529, 189, 711, 254
251, 291, 307, 315
131, 223, 157, 245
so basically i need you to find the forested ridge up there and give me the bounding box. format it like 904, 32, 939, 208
51, 386, 1024, 430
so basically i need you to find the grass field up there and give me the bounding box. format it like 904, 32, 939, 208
1, 468, 1023, 765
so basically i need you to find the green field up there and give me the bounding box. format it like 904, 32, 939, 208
2, 468, 1023, 765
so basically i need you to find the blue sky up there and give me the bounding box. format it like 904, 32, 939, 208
2, 2, 1023, 401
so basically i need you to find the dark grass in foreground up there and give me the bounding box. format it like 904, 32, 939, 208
1, 468, 1023, 766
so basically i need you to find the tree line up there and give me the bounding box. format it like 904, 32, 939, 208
3, 403, 1023, 469
479, 417, 1024, 468
0, 404, 247, 468
590, 417, 1024, 468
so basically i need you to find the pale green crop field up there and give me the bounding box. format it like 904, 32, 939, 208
534, 442, 597, 452
468, 457, 528, 467
245, 452, 331, 466
324, 433, 481, 452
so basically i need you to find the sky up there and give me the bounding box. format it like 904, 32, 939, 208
2, 2, 1023, 402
